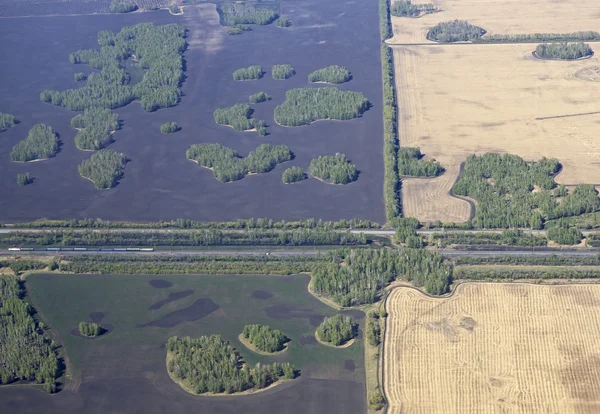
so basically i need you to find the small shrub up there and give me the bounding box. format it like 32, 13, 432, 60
160, 122, 180, 134
272, 64, 295, 80
282, 167, 305, 184
17, 173, 32, 186
368, 390, 386, 411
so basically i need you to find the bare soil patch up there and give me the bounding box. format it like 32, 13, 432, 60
148, 289, 194, 310
251, 289, 274, 300
139, 298, 219, 327
148, 279, 173, 289
343, 359, 356, 372
384, 283, 600, 413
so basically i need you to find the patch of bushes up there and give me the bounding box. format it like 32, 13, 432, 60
0, 112, 18, 132
427, 20, 486, 43
17, 173, 32, 186
309, 154, 358, 185
390, 1, 437, 17
41, 23, 186, 112
369, 390, 386, 411
232, 65, 263, 81
249, 91, 270, 104
535, 42, 593, 60
365, 311, 381, 346
312, 248, 452, 306
73, 72, 86, 81
10, 124, 59, 162
452, 153, 600, 228
275, 17, 291, 27
398, 147, 443, 177
316, 314, 356, 346
160, 122, 180, 134
186, 143, 291, 182
8, 260, 47, 275
274, 87, 369, 127
0, 275, 59, 393
547, 223, 582, 245
110, 0, 138, 13
227, 25, 252, 35
78, 149, 127, 189
308, 65, 351, 84
282, 166, 305, 184
213, 103, 265, 134
78, 322, 102, 337
271, 64, 295, 80
218, 3, 279, 26
241, 324, 289, 352
166, 335, 297, 394
71, 108, 119, 150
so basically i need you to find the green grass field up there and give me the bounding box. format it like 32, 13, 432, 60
26, 273, 364, 386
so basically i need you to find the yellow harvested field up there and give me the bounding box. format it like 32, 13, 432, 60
384, 283, 600, 413
394, 43, 600, 222
388, 0, 600, 44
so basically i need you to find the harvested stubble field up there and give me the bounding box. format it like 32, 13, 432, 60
387, 0, 600, 44
394, 43, 600, 222
384, 283, 600, 413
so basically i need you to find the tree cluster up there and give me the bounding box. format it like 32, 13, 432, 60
365, 310, 381, 347
271, 64, 295, 80
241, 324, 289, 353
3, 228, 367, 248
10, 124, 59, 162
166, 335, 297, 394
17, 173, 32, 186
312, 248, 452, 306
110, 0, 138, 13
0, 275, 59, 393
186, 143, 291, 182
535, 42, 593, 60
42, 23, 186, 112
276, 17, 291, 27
427, 20, 486, 43
274, 87, 369, 127
452, 153, 600, 228
5, 260, 47, 275
78, 322, 102, 337
476, 31, 600, 44
309, 154, 358, 185
0, 112, 18, 132
390, 1, 437, 18
232, 65, 263, 81
379, 0, 392, 40
218, 3, 279, 26
227, 25, 252, 35
547, 222, 582, 245
160, 122, 180, 134
78, 149, 127, 189
308, 65, 351, 84
398, 147, 443, 177
429, 229, 547, 248
213, 103, 266, 134
249, 91, 270, 104
316, 314, 356, 346
73, 72, 87, 81
393, 217, 422, 248
282, 166, 306, 184
71, 108, 120, 150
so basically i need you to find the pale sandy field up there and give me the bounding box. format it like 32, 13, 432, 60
388, 0, 600, 44
395, 43, 600, 222
384, 283, 600, 413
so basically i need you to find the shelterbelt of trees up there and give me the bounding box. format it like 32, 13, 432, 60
452, 153, 600, 228
390, 1, 437, 18
71, 108, 120, 150
0, 275, 59, 393
186, 143, 290, 182
167, 335, 297, 394
41, 23, 186, 112
274, 87, 369, 127
10, 124, 59, 162
78, 149, 127, 189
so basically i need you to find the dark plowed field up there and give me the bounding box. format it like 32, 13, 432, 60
0, 0, 384, 223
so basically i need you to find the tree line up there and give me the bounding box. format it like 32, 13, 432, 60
274, 87, 369, 127
10, 124, 59, 162
453, 254, 600, 266
186, 143, 291, 182
0, 112, 18, 132
167, 335, 297, 395
308, 65, 351, 84
476, 31, 600, 44
78, 149, 127, 189
42, 23, 186, 112
365, 310, 382, 347
309, 154, 358, 185
398, 147, 443, 177
0, 275, 59, 393
428, 229, 547, 248
71, 107, 120, 151
535, 42, 593, 60
390, 1, 437, 18
316, 314, 356, 346
427, 20, 486, 43
241, 324, 289, 353
3, 228, 367, 247
454, 266, 600, 280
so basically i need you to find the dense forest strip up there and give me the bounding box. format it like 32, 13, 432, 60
380, 0, 401, 220
452, 254, 600, 266
453, 265, 600, 280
